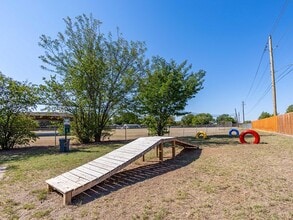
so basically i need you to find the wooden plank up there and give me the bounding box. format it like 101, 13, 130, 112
87, 161, 114, 171
116, 148, 144, 155
61, 172, 89, 185
95, 157, 124, 166
119, 148, 143, 153
47, 175, 79, 190
46, 176, 79, 193
110, 151, 138, 159
76, 165, 106, 177
94, 157, 122, 167
82, 163, 109, 174
115, 148, 142, 154
103, 154, 130, 162
69, 169, 97, 181
108, 152, 133, 159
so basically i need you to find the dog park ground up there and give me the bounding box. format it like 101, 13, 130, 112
0, 128, 292, 219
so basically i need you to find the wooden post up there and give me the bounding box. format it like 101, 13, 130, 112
159, 143, 163, 161
63, 191, 72, 205
142, 154, 145, 162
172, 146, 176, 158
47, 184, 53, 192
171, 140, 175, 158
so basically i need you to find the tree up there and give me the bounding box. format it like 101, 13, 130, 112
112, 111, 142, 125
0, 73, 38, 150
258, 111, 273, 119
136, 56, 205, 136
193, 113, 213, 125
181, 114, 194, 126
166, 116, 177, 126
39, 14, 146, 143
216, 114, 235, 124
286, 105, 293, 113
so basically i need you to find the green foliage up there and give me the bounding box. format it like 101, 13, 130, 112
166, 116, 177, 126
193, 113, 214, 125
142, 115, 157, 135
112, 111, 142, 125
286, 105, 293, 113
181, 113, 214, 126
181, 114, 194, 126
0, 73, 38, 150
258, 111, 273, 119
136, 56, 205, 136
216, 114, 235, 124
39, 14, 147, 143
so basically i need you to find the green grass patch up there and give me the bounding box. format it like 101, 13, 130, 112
0, 144, 121, 184
31, 189, 48, 201
32, 209, 51, 219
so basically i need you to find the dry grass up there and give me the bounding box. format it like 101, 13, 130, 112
0, 131, 292, 219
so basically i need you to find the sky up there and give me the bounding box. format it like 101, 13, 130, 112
1, 0, 293, 121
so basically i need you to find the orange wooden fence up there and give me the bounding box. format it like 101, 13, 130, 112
252, 112, 293, 135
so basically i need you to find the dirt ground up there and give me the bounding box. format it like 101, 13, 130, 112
0, 130, 292, 219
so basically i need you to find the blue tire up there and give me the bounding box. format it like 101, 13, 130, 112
229, 128, 239, 137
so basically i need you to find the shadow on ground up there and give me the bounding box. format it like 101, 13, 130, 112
177, 134, 269, 147
177, 135, 240, 146
72, 148, 202, 205
0, 142, 124, 165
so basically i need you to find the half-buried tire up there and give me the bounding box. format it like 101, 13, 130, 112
239, 129, 260, 144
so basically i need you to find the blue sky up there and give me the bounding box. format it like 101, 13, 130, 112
1, 0, 293, 121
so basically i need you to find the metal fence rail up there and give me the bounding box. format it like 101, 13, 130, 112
29, 126, 238, 147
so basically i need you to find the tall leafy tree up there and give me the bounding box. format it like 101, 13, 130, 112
181, 114, 194, 126
0, 73, 38, 149
216, 114, 236, 124
286, 105, 293, 113
258, 111, 273, 119
39, 14, 146, 143
112, 111, 142, 125
136, 56, 205, 136
193, 113, 214, 125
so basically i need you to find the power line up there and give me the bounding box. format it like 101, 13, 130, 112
244, 43, 268, 101
251, 62, 270, 97
276, 64, 293, 82
246, 64, 293, 116
270, 0, 290, 35
246, 83, 272, 116
244, 0, 291, 118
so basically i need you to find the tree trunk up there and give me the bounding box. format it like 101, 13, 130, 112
94, 129, 102, 142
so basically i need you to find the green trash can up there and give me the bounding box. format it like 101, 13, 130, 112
59, 138, 70, 152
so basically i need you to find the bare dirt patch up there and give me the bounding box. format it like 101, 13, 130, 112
0, 131, 292, 219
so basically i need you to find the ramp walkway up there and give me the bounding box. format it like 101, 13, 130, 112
46, 136, 197, 205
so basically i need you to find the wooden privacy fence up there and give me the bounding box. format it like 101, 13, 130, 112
252, 112, 293, 135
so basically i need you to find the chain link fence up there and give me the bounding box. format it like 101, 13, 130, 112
30, 125, 251, 147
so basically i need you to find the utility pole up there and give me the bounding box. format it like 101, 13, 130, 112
234, 108, 238, 126
242, 101, 245, 123
268, 35, 277, 116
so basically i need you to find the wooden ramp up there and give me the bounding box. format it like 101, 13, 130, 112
46, 136, 197, 205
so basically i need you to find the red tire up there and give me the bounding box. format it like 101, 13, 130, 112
239, 129, 260, 144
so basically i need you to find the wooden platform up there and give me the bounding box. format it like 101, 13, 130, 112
46, 136, 197, 205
